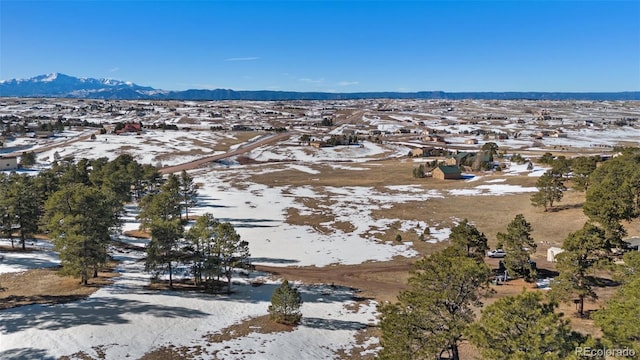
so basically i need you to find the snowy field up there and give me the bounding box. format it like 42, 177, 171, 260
33, 130, 236, 167
0, 234, 379, 359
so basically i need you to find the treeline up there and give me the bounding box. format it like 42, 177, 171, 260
1, 154, 251, 292
0, 154, 161, 284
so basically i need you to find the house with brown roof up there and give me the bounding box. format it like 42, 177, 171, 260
115, 122, 142, 135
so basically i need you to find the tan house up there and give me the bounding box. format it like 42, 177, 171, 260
411, 147, 436, 157
465, 138, 479, 145
411, 148, 426, 157
0, 156, 18, 171
310, 141, 329, 148
425, 135, 445, 143
432, 165, 462, 180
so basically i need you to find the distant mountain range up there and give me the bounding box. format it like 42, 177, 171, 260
1, 73, 638, 101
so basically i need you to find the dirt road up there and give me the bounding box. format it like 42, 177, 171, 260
159, 132, 292, 174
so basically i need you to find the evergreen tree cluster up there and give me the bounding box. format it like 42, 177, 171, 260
0, 154, 160, 285
138, 171, 251, 293
530, 153, 600, 211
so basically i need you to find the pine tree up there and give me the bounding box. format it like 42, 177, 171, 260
215, 222, 251, 293
269, 280, 303, 325
44, 184, 122, 285
179, 170, 198, 221
449, 218, 488, 260
531, 170, 566, 211
138, 183, 183, 288
138, 186, 181, 230
145, 218, 183, 289
0, 174, 14, 245
550, 222, 610, 317
378, 246, 492, 360
570, 156, 598, 191
412, 164, 425, 178
6, 174, 40, 250
496, 214, 537, 281
583, 151, 640, 239
20, 151, 36, 167
593, 252, 640, 352
185, 213, 219, 288
468, 291, 584, 359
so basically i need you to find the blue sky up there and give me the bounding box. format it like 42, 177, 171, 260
1, 1, 639, 92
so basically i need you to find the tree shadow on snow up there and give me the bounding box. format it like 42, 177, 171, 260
149, 282, 361, 307
0, 296, 208, 335
0, 253, 59, 270
301, 317, 369, 331
250, 257, 300, 265
0, 347, 55, 360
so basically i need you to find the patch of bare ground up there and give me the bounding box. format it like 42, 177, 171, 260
60, 345, 112, 360
155, 148, 211, 162
204, 314, 295, 343
212, 132, 262, 152
117, 145, 137, 152
334, 220, 356, 233
0, 244, 40, 252
0, 264, 119, 310
141, 316, 294, 360
123, 229, 150, 239
334, 325, 381, 360
256, 260, 414, 303
371, 186, 588, 249
236, 155, 262, 165
248, 159, 423, 187
139, 345, 193, 360
286, 203, 334, 234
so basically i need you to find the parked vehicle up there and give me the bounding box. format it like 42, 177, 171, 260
486, 249, 507, 258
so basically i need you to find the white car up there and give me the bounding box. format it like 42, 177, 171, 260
487, 249, 507, 258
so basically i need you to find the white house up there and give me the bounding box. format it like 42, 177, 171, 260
547, 247, 565, 262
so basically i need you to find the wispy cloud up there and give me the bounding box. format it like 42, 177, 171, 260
109, 67, 120, 73
338, 81, 359, 86
183, 83, 219, 89
298, 78, 325, 84
225, 57, 260, 62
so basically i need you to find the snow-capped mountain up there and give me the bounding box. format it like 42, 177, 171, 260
0, 73, 164, 99
1, 73, 638, 100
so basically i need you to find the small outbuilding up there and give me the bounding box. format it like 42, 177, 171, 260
0, 155, 18, 171
547, 247, 565, 262
432, 165, 462, 180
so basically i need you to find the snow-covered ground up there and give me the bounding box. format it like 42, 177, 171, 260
33, 130, 234, 167
192, 170, 432, 266
0, 239, 58, 274
248, 140, 407, 163
0, 235, 378, 359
